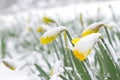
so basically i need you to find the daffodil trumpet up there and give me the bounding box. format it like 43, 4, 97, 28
72, 33, 101, 61
82, 22, 105, 37
40, 26, 67, 45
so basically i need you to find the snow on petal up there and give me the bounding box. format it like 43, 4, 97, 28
40, 26, 67, 44
73, 33, 101, 61
82, 22, 105, 37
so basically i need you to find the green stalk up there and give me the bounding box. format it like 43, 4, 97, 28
101, 38, 120, 76
53, 41, 60, 60
109, 5, 117, 22
67, 49, 75, 73
94, 48, 106, 80
66, 31, 73, 46
59, 75, 68, 80
59, 35, 67, 66
63, 67, 73, 80
1, 38, 6, 58
66, 31, 92, 80
35, 64, 50, 80
104, 27, 113, 47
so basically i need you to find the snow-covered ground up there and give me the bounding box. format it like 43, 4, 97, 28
0, 63, 30, 80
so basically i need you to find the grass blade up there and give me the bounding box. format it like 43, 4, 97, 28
35, 64, 50, 80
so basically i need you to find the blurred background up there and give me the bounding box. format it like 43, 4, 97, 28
0, 0, 119, 14
0, 0, 117, 15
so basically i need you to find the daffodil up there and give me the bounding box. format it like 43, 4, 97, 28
49, 60, 63, 80
2, 59, 17, 70
72, 33, 101, 61
81, 22, 105, 37
40, 26, 67, 44
36, 24, 51, 32
42, 16, 55, 24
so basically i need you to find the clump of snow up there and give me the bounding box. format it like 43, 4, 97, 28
41, 26, 67, 38
84, 22, 105, 30
73, 33, 101, 53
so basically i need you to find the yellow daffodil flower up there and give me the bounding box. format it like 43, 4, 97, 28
81, 22, 105, 37
40, 26, 67, 44
72, 33, 101, 61
42, 16, 55, 24
2, 59, 17, 70
36, 24, 51, 32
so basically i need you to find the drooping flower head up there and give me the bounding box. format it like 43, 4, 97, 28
72, 33, 101, 61
40, 26, 67, 44
81, 22, 105, 37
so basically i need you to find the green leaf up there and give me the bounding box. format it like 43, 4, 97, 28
59, 75, 68, 80
64, 67, 73, 80
35, 64, 50, 80
59, 35, 67, 66
98, 41, 120, 80
1, 38, 6, 58
104, 27, 113, 47
70, 50, 91, 80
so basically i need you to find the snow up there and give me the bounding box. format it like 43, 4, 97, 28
73, 33, 101, 52
0, 63, 29, 80
41, 26, 67, 38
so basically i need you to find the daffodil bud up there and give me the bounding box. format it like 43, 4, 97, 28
40, 26, 67, 44
72, 33, 101, 61
36, 24, 51, 32
42, 16, 55, 24
79, 13, 84, 27
49, 60, 63, 80
2, 59, 17, 70
82, 22, 105, 37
